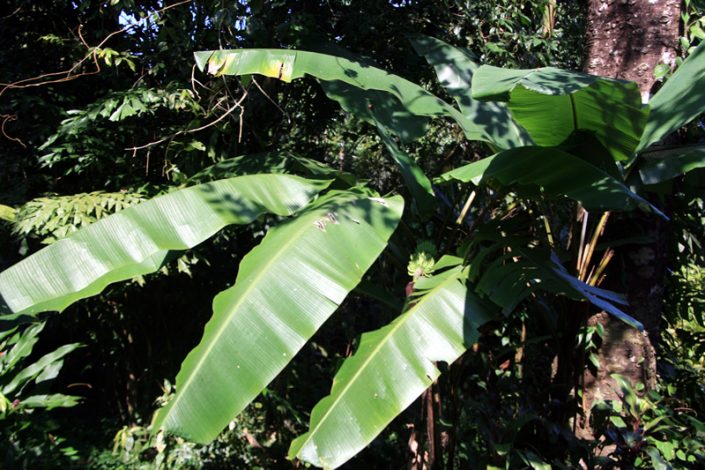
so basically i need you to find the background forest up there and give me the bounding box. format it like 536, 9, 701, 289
1, 0, 705, 468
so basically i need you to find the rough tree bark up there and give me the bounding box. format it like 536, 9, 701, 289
577, 0, 680, 440
584, 0, 680, 100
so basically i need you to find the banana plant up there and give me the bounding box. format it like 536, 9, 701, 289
1, 35, 705, 469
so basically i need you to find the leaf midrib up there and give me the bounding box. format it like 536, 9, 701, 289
160, 194, 358, 431
294, 268, 463, 460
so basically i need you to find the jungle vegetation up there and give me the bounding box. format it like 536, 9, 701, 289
1, 1, 705, 468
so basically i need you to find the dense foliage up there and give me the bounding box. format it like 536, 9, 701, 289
1, 1, 704, 468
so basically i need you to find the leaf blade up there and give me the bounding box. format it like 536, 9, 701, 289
289, 265, 493, 468
194, 49, 488, 142
639, 41, 705, 151
436, 147, 664, 217
0, 175, 330, 321
154, 190, 404, 443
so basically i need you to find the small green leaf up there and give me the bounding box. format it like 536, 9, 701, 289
653, 63, 671, 79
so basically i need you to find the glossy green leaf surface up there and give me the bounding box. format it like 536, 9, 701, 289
472, 66, 648, 162
289, 262, 492, 468
193, 49, 487, 142
154, 190, 403, 444
639, 41, 705, 151
409, 35, 531, 148
435, 147, 663, 217
0, 175, 330, 322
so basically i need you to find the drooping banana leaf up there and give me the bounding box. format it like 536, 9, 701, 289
435, 147, 664, 218
637, 145, 705, 185
466, 227, 641, 330
638, 41, 705, 151
409, 35, 532, 149
376, 125, 435, 218
318, 79, 430, 144
289, 260, 493, 468
0, 175, 330, 323
193, 49, 488, 142
315, 80, 436, 216
154, 190, 403, 443
472, 66, 648, 162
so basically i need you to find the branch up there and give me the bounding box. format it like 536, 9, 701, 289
125, 91, 248, 154
0, 114, 27, 148
0, 0, 192, 98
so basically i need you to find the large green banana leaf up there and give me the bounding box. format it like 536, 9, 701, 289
472, 66, 648, 163
193, 48, 487, 142
435, 147, 664, 217
638, 41, 705, 151
154, 190, 404, 443
289, 259, 492, 468
0, 175, 330, 322
409, 35, 532, 149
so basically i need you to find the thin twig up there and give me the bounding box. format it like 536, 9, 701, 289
251, 77, 291, 124
126, 91, 248, 153
0, 0, 192, 97
0, 114, 27, 148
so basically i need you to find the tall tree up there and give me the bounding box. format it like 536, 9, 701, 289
578, 0, 681, 439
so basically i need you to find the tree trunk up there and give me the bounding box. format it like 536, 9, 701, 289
584, 0, 680, 100
576, 0, 680, 440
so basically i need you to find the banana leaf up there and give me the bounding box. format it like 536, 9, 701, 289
472, 66, 648, 162
639, 41, 705, 151
376, 125, 435, 218
193, 48, 488, 142
0, 175, 330, 323
637, 145, 705, 185
289, 260, 492, 468
435, 147, 664, 218
409, 35, 532, 149
187, 152, 357, 186
154, 190, 404, 443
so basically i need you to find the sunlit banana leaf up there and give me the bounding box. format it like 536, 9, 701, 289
435, 147, 664, 217
409, 35, 532, 149
639, 41, 705, 151
472, 66, 648, 162
154, 190, 403, 443
193, 48, 488, 142
0, 175, 330, 323
289, 260, 493, 468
